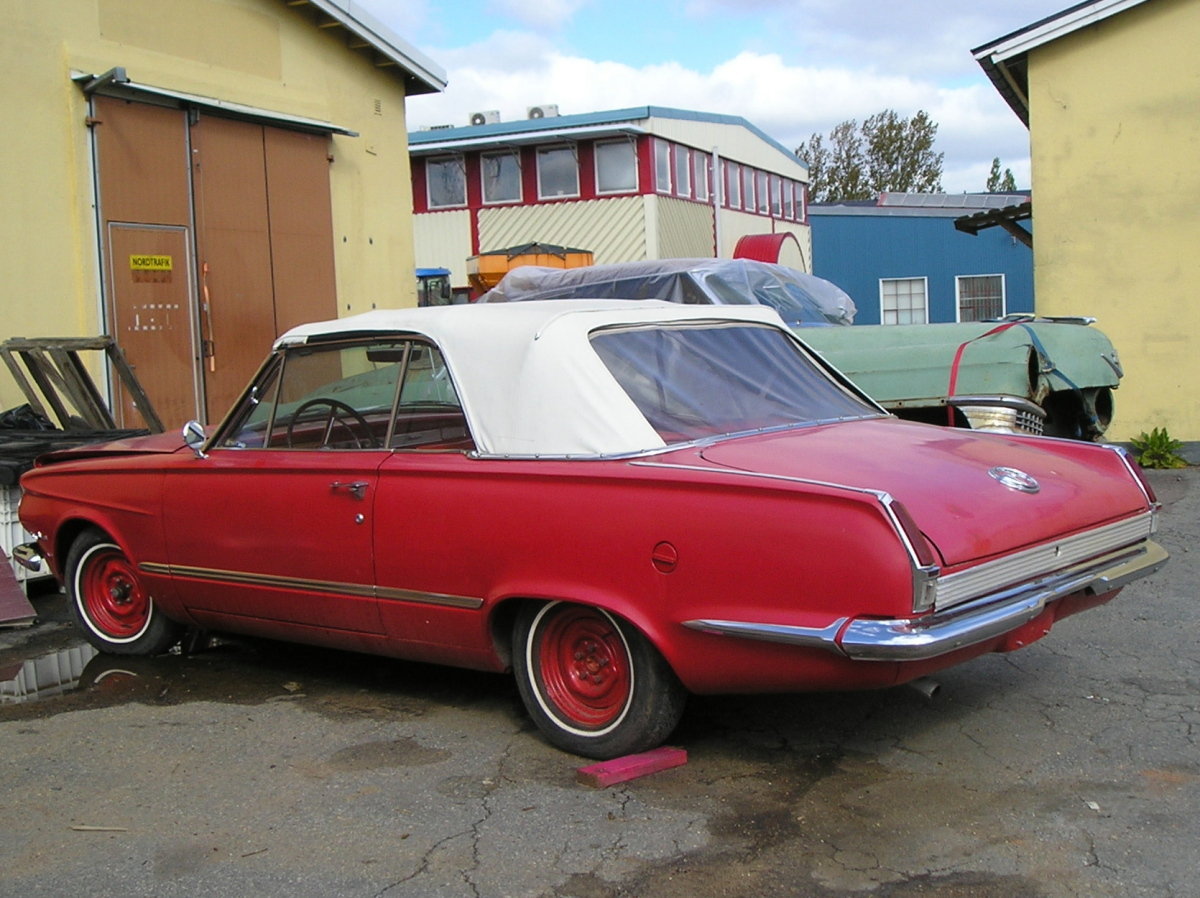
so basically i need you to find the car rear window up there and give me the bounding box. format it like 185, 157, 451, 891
590, 323, 876, 442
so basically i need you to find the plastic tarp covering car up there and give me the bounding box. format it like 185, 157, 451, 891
479, 258, 1124, 440
481, 258, 857, 328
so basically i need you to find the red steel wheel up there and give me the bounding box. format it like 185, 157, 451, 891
77, 543, 152, 641
533, 603, 634, 733
513, 601, 687, 759
66, 529, 183, 656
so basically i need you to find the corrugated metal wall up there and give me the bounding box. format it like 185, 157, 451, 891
479, 197, 648, 264
810, 214, 1033, 325
413, 209, 474, 287
652, 197, 715, 259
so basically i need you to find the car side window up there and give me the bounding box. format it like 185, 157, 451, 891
221, 341, 407, 450
218, 339, 473, 452
389, 344, 474, 451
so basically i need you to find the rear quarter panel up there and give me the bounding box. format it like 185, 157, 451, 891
372, 451, 915, 693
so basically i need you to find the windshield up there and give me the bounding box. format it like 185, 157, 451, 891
590, 323, 877, 443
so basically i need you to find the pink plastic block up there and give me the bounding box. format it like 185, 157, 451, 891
575, 746, 688, 788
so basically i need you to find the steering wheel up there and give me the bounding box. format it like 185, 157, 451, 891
285, 398, 375, 449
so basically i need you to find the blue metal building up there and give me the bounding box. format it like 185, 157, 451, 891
809, 193, 1033, 326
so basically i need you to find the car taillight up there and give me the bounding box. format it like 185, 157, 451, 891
884, 498, 941, 614
1108, 445, 1159, 506
887, 498, 938, 569
1128, 458, 1159, 506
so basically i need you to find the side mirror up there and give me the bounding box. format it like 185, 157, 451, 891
183, 420, 208, 458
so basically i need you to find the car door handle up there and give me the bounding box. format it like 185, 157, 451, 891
330, 480, 369, 500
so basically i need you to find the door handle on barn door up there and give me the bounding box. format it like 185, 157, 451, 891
330, 480, 369, 500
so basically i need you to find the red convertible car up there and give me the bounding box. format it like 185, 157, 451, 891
15, 301, 1166, 758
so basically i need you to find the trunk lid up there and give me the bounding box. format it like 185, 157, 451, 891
696, 418, 1149, 567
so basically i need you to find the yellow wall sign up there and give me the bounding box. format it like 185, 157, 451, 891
130, 254, 173, 271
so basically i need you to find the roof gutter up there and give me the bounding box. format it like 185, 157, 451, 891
282, 0, 447, 95
972, 0, 1152, 126
410, 124, 647, 155
75, 68, 359, 137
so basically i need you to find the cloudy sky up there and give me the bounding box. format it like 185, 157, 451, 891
356, 0, 1071, 193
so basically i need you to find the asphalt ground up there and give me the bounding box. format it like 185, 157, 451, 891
0, 468, 1195, 898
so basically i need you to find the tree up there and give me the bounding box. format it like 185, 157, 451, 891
797, 110, 944, 202
986, 157, 1018, 192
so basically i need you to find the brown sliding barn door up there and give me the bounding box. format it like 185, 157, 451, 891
92, 97, 338, 428
94, 97, 200, 428
191, 117, 338, 419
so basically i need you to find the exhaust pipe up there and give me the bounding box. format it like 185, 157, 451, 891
907, 677, 941, 702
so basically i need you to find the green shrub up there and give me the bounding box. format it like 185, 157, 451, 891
1130, 427, 1188, 469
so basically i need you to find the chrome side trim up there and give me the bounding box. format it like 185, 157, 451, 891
375, 586, 484, 610
684, 539, 1167, 663
138, 563, 484, 610
140, 562, 376, 597
630, 459, 889, 501
684, 617, 849, 649
935, 512, 1156, 610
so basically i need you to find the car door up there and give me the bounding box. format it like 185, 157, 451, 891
366, 343, 496, 664
160, 339, 409, 636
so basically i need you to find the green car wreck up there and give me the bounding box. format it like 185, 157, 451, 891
480, 258, 1122, 441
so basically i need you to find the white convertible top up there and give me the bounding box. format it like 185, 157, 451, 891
276, 299, 788, 457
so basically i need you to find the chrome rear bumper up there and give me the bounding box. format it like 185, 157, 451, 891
11, 542, 44, 573
685, 539, 1168, 662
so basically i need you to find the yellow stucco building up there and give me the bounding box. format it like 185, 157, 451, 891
975, 0, 1200, 445
0, 0, 444, 426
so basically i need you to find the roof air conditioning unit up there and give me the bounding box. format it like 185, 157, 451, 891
527, 104, 559, 120
469, 110, 501, 126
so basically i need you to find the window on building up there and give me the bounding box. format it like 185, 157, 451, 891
537, 145, 579, 199
782, 180, 794, 220
427, 157, 466, 208
725, 161, 741, 209
769, 175, 782, 217
742, 166, 755, 211
881, 278, 928, 325
482, 151, 521, 204
756, 171, 769, 214
957, 275, 1005, 321
693, 152, 709, 201
655, 139, 672, 194
674, 145, 691, 198
595, 140, 637, 193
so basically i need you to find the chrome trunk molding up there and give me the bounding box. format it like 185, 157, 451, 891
934, 512, 1156, 610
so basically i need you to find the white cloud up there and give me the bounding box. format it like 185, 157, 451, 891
488, 0, 593, 31
408, 39, 1032, 191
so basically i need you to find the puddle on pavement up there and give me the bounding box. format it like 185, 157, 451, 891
0, 630, 514, 723
0, 643, 100, 703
